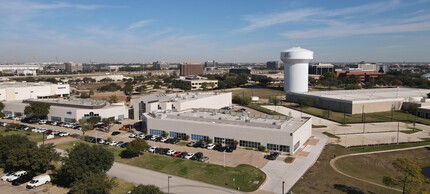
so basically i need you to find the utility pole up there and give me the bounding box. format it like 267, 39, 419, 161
167, 176, 172, 194
397, 121, 400, 144
282, 181, 285, 194
362, 105, 366, 133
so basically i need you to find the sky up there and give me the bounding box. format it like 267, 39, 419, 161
0, 0, 430, 63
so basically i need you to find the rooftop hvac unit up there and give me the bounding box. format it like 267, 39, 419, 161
245, 119, 251, 123
218, 117, 222, 120
199, 116, 205, 118
272, 122, 277, 125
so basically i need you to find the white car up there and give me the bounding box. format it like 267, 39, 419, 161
0, 122, 7, 127
160, 137, 169, 143
59, 132, 69, 137
138, 134, 145, 139
206, 144, 216, 150
185, 153, 195, 159
148, 146, 157, 153
4, 171, 27, 182
150, 135, 159, 141
50, 122, 57, 126
166, 149, 176, 155
26, 174, 50, 189
13, 117, 22, 121
129, 133, 137, 138
109, 141, 118, 146
1, 172, 15, 181
39, 120, 47, 124
98, 139, 105, 144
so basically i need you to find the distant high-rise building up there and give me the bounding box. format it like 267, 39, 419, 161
180, 63, 204, 76
309, 63, 335, 75
204, 60, 217, 67
64, 62, 83, 72
153, 61, 170, 70
266, 61, 281, 70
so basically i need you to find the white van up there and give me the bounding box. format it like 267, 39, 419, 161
26, 174, 51, 189
6, 171, 27, 182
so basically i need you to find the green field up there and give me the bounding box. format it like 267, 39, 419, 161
246, 103, 284, 116
348, 141, 430, 153
285, 104, 430, 125
111, 178, 135, 194
0, 126, 45, 142
335, 148, 430, 192
57, 141, 266, 192
229, 87, 285, 99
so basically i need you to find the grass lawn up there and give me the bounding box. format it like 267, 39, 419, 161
0, 126, 45, 142
284, 157, 295, 163
230, 87, 285, 99
400, 128, 423, 134
285, 104, 430, 125
56, 140, 266, 192
348, 141, 430, 153
291, 144, 400, 194
312, 124, 327, 128
111, 178, 135, 194
177, 141, 188, 146
335, 148, 430, 192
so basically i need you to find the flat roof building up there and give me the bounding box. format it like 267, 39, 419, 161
180, 63, 204, 76
0, 82, 70, 101
143, 108, 312, 154
177, 76, 218, 90
64, 62, 83, 72
2, 98, 128, 122
131, 92, 232, 120
287, 87, 430, 114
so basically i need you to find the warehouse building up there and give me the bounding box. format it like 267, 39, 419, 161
287, 88, 430, 114
2, 98, 128, 122
0, 82, 70, 101
131, 92, 231, 120
143, 108, 312, 154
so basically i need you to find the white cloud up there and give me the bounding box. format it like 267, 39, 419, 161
127, 20, 153, 30
0, 0, 103, 11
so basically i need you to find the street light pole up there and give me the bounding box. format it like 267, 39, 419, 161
282, 181, 285, 194
397, 121, 400, 144
167, 176, 172, 194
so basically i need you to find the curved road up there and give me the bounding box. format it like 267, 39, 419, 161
330, 145, 430, 193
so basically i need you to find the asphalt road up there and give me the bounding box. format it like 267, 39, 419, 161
107, 162, 241, 194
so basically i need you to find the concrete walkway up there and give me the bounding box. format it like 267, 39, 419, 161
330, 145, 430, 193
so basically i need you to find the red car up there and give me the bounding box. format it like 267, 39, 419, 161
172, 151, 182, 157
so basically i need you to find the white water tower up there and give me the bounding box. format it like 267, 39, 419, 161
281, 47, 313, 93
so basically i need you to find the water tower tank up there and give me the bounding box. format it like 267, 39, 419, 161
281, 47, 313, 93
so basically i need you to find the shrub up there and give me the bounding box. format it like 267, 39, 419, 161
258, 145, 266, 152
382, 176, 398, 186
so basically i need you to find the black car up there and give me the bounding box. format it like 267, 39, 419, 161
264, 152, 279, 160
11, 173, 35, 186
169, 138, 179, 144
120, 142, 129, 148
144, 135, 153, 140
154, 148, 165, 155
178, 152, 188, 158
225, 147, 234, 153
214, 144, 225, 152
190, 152, 204, 160
111, 131, 121, 136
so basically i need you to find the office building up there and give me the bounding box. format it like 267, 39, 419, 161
177, 76, 218, 90
180, 63, 204, 76
308, 63, 335, 75
153, 61, 170, 70
266, 61, 281, 70
64, 62, 83, 72
0, 82, 70, 101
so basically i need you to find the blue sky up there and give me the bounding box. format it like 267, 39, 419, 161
0, 0, 430, 63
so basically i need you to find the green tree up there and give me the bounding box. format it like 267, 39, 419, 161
69, 173, 117, 194
131, 184, 163, 194
391, 157, 427, 194
78, 119, 93, 137
24, 102, 50, 117
87, 116, 101, 126
109, 95, 118, 103
0, 101, 4, 112
123, 84, 134, 95
6, 143, 60, 173
269, 96, 280, 105
57, 143, 114, 187
232, 95, 251, 106
201, 82, 209, 91
120, 139, 149, 158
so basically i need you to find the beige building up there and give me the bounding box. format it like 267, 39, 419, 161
178, 76, 218, 90
64, 62, 83, 72
180, 63, 204, 76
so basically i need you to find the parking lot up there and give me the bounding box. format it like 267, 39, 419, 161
0, 172, 68, 194
1, 118, 271, 168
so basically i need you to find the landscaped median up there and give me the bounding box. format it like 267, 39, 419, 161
56, 140, 266, 192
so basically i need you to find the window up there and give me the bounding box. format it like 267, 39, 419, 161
239, 140, 260, 148
51, 116, 61, 121
139, 101, 146, 116
64, 118, 75, 123
149, 129, 164, 136
191, 134, 209, 141
118, 114, 124, 119
294, 141, 301, 151
267, 143, 290, 152
170, 131, 186, 139
215, 137, 234, 145
158, 105, 161, 110
66, 111, 72, 115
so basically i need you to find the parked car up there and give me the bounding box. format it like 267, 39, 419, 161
198, 156, 209, 162
185, 153, 195, 159
58, 132, 69, 137
116, 141, 125, 147
109, 141, 118, 146
5, 171, 27, 182
186, 141, 196, 147
206, 144, 216, 150
150, 135, 159, 141
111, 131, 121, 136
0, 122, 7, 127
166, 149, 176, 155
160, 137, 169, 143
225, 146, 234, 153
144, 134, 153, 140
1, 172, 16, 181
190, 152, 203, 160
26, 174, 50, 189
172, 151, 182, 157
120, 142, 129, 148
129, 133, 137, 138
148, 146, 157, 153
39, 120, 47, 124
11, 173, 35, 186
264, 152, 280, 160
178, 152, 188, 158
138, 134, 145, 139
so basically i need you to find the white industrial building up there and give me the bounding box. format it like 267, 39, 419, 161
177, 76, 218, 90
131, 92, 232, 120
143, 108, 312, 154
91, 74, 132, 82
0, 82, 70, 101
2, 98, 128, 122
